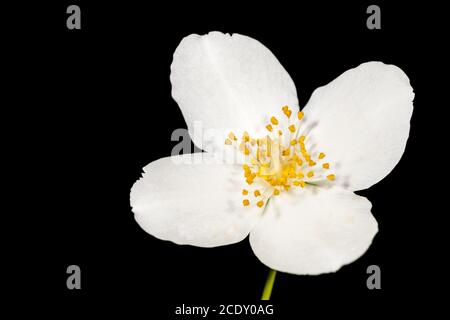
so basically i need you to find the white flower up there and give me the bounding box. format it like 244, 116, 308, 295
130, 32, 414, 275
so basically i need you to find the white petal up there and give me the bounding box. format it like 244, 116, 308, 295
250, 187, 378, 275
130, 153, 261, 247
302, 62, 414, 191
170, 31, 298, 153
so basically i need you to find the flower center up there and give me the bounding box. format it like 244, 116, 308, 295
225, 106, 335, 208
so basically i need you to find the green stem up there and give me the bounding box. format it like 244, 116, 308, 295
261, 269, 277, 300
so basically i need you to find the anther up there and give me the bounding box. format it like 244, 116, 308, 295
288, 125, 296, 132
282, 106, 292, 118
270, 117, 279, 125
228, 132, 237, 141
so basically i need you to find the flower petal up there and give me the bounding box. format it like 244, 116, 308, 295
302, 62, 414, 191
130, 153, 261, 247
249, 187, 378, 275
170, 32, 298, 153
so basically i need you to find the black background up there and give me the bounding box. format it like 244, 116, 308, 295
8, 1, 444, 318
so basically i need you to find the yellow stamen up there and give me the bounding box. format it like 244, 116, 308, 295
270, 117, 279, 125
228, 132, 237, 141
297, 111, 304, 120
224, 106, 336, 205
243, 131, 250, 142
282, 106, 292, 118
288, 124, 296, 132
